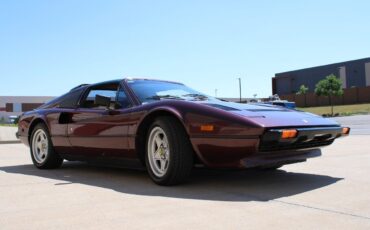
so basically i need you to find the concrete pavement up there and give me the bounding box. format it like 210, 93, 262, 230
0, 126, 19, 144
0, 134, 370, 229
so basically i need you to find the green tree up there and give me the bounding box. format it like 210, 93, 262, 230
296, 84, 309, 107
314, 74, 343, 116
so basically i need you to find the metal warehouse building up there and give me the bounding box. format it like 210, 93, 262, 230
0, 96, 54, 123
272, 57, 370, 95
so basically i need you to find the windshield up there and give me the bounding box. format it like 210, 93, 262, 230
127, 79, 216, 104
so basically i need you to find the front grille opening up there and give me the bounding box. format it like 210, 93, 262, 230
259, 139, 334, 152
313, 134, 332, 141
259, 126, 341, 152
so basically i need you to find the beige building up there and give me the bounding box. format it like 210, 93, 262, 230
0, 96, 55, 123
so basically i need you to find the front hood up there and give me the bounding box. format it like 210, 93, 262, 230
197, 100, 339, 128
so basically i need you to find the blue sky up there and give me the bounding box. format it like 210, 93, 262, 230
1, 0, 369, 97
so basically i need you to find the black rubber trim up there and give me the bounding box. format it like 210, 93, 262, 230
190, 134, 260, 139
259, 126, 342, 152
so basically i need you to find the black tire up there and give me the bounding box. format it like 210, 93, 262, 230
30, 123, 63, 169
145, 116, 193, 185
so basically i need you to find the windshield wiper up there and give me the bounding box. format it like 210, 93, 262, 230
146, 95, 184, 101
182, 93, 208, 100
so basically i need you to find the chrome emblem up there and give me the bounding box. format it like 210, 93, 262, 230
302, 119, 308, 123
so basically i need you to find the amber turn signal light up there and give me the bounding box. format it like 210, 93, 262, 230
342, 127, 350, 135
281, 129, 298, 139
200, 125, 214, 132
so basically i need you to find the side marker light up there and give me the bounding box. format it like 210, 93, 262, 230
342, 127, 350, 135
281, 129, 298, 139
200, 125, 214, 132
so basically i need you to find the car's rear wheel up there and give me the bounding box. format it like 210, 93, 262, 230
145, 116, 193, 185
30, 123, 63, 169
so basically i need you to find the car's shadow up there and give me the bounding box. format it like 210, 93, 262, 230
0, 162, 342, 202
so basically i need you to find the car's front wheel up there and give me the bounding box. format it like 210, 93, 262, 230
145, 116, 193, 185
30, 123, 63, 169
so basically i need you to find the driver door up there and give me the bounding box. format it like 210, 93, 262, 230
67, 82, 133, 158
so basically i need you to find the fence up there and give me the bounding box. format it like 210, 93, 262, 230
280, 86, 370, 107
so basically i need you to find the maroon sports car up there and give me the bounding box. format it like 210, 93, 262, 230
17, 78, 350, 185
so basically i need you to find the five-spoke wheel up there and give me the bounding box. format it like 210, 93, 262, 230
30, 123, 63, 169
147, 127, 170, 177
145, 116, 193, 185
31, 129, 49, 164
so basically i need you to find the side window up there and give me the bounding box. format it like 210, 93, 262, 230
80, 83, 119, 109
58, 89, 83, 108
116, 86, 131, 109
86, 89, 117, 102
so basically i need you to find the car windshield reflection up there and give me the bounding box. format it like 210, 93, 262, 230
128, 79, 213, 104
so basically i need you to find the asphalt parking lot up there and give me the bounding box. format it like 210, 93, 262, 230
1, 116, 370, 229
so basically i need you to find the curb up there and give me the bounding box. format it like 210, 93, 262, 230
0, 140, 22, 144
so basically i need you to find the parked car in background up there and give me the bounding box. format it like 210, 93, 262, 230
17, 78, 349, 185
264, 94, 296, 109
8, 115, 19, 124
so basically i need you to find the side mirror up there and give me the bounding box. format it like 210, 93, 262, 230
95, 94, 111, 108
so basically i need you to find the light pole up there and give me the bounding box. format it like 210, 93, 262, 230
238, 77, 242, 103
215, 89, 218, 97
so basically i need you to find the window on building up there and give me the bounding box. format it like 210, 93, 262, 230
13, 103, 22, 112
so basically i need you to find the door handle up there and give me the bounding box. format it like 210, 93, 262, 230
104, 109, 120, 116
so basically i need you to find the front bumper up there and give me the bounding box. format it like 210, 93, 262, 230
259, 126, 346, 152
190, 126, 348, 168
